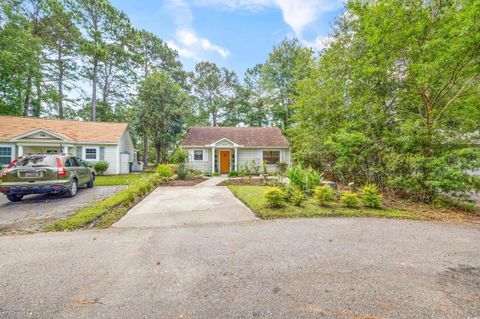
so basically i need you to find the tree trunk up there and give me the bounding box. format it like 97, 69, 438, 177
58, 46, 64, 119
92, 58, 98, 121
143, 135, 148, 168
23, 76, 32, 116
155, 146, 161, 164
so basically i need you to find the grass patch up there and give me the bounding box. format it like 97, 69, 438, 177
228, 185, 425, 220
45, 173, 168, 231
94, 173, 151, 186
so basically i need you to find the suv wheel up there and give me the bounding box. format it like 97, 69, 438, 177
65, 179, 78, 198
87, 174, 94, 188
7, 194, 23, 202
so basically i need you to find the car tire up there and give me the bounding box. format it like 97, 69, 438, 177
87, 174, 94, 188
65, 179, 78, 198
6, 194, 23, 202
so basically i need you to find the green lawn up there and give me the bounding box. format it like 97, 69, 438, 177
228, 185, 425, 220
94, 173, 151, 186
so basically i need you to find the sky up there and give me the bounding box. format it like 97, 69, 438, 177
110, 0, 345, 77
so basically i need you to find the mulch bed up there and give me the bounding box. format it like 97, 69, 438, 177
160, 178, 207, 187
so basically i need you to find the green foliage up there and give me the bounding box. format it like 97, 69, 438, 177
314, 185, 334, 206
170, 148, 189, 164
341, 192, 360, 208
176, 162, 188, 180
286, 165, 322, 193
291, 189, 306, 206
228, 171, 239, 177
276, 162, 288, 175
281, 183, 298, 202
93, 161, 109, 175
263, 187, 286, 208
239, 160, 261, 176
157, 164, 175, 178
361, 184, 383, 208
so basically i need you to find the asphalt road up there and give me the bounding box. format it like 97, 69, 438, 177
0, 218, 479, 319
0, 186, 126, 234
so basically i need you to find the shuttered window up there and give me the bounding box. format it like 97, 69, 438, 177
0, 146, 12, 166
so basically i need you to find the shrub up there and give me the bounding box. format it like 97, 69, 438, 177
281, 183, 297, 202
314, 185, 334, 205
176, 162, 188, 180
229, 171, 239, 177
263, 187, 286, 207
276, 162, 288, 175
93, 161, 109, 175
341, 191, 360, 208
169, 148, 189, 164
287, 165, 322, 193
291, 189, 306, 206
157, 164, 175, 178
361, 184, 383, 208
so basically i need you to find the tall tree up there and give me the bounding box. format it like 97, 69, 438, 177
193, 61, 239, 126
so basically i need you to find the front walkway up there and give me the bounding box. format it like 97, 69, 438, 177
113, 177, 256, 228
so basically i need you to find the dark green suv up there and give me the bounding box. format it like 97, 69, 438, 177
0, 154, 95, 202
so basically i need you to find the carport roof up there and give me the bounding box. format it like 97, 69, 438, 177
181, 126, 289, 147
0, 116, 128, 143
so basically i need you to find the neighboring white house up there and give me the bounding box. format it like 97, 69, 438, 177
181, 126, 290, 174
0, 116, 134, 175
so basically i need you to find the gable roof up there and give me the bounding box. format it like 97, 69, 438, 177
0, 116, 128, 144
182, 126, 289, 147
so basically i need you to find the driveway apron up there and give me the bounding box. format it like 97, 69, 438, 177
113, 177, 257, 228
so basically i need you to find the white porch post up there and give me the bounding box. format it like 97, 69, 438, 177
62, 146, 68, 155
234, 147, 238, 172
18, 145, 24, 157
211, 147, 215, 174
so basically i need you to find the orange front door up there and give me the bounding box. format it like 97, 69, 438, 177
220, 151, 230, 174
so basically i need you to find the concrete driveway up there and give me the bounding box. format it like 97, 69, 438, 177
113, 178, 257, 228
0, 186, 126, 234
0, 218, 479, 319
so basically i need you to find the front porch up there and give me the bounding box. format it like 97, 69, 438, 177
18, 144, 75, 157
211, 147, 238, 174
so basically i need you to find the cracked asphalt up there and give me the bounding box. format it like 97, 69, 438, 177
0, 218, 479, 319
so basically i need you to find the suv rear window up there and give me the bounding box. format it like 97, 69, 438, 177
12, 155, 57, 168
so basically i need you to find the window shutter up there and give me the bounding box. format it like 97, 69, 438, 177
99, 147, 105, 161
188, 149, 193, 161
76, 147, 82, 158
203, 149, 209, 161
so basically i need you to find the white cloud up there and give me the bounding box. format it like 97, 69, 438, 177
165, 0, 231, 60
193, 0, 344, 35
303, 35, 336, 52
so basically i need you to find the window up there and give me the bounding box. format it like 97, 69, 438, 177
84, 147, 98, 161
0, 146, 12, 166
263, 150, 280, 164
194, 150, 204, 161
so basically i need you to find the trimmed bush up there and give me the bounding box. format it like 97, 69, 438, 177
229, 171, 239, 177
341, 191, 360, 208
314, 185, 334, 205
361, 184, 383, 208
263, 187, 286, 208
93, 161, 109, 175
157, 164, 175, 178
291, 189, 306, 206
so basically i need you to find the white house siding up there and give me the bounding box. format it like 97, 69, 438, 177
103, 145, 118, 174
185, 148, 212, 173
119, 131, 135, 161
237, 148, 290, 173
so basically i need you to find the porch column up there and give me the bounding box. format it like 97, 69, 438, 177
234, 147, 238, 172
62, 146, 68, 155
18, 145, 23, 157
211, 147, 215, 174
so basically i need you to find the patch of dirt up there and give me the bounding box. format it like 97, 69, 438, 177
383, 196, 480, 223
160, 179, 207, 187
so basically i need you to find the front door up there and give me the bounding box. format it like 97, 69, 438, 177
220, 150, 230, 174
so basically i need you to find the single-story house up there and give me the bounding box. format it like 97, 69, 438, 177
181, 126, 290, 174
0, 116, 134, 175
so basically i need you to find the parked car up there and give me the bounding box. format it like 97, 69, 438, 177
0, 154, 95, 202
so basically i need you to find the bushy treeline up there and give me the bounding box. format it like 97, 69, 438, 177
289, 0, 480, 201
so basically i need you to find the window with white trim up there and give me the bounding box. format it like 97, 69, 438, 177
263, 150, 280, 164
0, 146, 13, 166
194, 150, 204, 161
83, 147, 99, 161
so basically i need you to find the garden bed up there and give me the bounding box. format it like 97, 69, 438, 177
160, 178, 207, 186
228, 185, 480, 223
